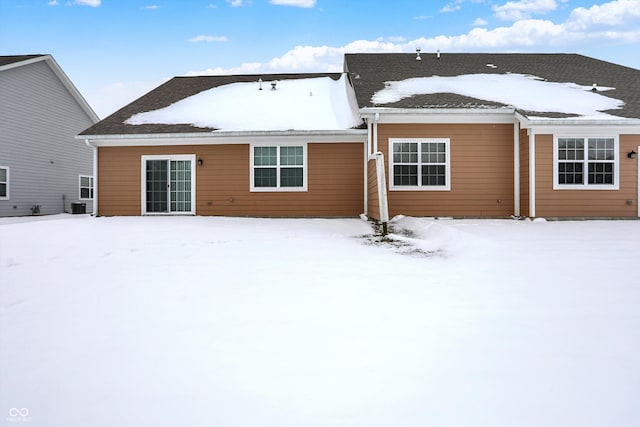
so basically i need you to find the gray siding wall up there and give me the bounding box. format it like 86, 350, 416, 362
0, 60, 95, 216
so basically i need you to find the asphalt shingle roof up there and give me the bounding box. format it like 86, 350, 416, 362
344, 53, 640, 119
80, 73, 344, 136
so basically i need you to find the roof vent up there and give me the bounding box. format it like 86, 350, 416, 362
591, 83, 598, 92
271, 80, 277, 90
416, 48, 422, 61
437, 49, 441, 59
258, 78, 263, 90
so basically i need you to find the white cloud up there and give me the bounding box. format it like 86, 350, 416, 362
226, 0, 248, 6
185, 3, 640, 78
566, 0, 640, 30
269, 0, 316, 7
206, 4, 217, 8
441, 0, 464, 12
493, 0, 559, 21
74, 0, 100, 6
188, 35, 228, 43
145, 5, 159, 10
472, 17, 489, 26
413, 15, 431, 20
441, 4, 461, 12
48, 0, 59, 5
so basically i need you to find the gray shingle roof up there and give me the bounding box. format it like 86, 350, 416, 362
80, 73, 344, 136
0, 55, 45, 68
344, 53, 640, 119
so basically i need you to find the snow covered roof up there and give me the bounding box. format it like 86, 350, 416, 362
81, 73, 363, 136
126, 75, 361, 131
345, 53, 640, 120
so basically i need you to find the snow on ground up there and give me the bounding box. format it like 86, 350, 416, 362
126, 75, 362, 131
1, 215, 639, 427
371, 74, 624, 118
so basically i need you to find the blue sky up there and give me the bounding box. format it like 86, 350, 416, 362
2, 0, 639, 118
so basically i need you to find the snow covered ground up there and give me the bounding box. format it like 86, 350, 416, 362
1, 215, 639, 427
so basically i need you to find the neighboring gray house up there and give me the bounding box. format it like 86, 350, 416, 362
0, 54, 98, 216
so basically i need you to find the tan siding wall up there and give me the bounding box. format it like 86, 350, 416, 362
519, 128, 530, 217
367, 158, 380, 220
535, 134, 639, 218
98, 143, 364, 217
378, 123, 515, 217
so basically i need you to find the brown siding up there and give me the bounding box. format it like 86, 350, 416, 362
535, 134, 639, 218
98, 143, 364, 217
519, 127, 530, 217
378, 123, 515, 217
367, 158, 380, 220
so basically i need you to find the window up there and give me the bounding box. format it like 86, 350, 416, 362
0, 166, 8, 199
389, 138, 450, 190
79, 175, 94, 200
250, 144, 307, 191
555, 137, 619, 189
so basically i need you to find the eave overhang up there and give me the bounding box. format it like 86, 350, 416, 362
77, 129, 368, 147
360, 107, 517, 124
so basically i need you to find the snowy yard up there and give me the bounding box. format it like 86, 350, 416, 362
1, 214, 639, 427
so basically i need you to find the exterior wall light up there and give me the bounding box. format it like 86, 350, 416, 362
628, 150, 637, 159
197, 158, 204, 166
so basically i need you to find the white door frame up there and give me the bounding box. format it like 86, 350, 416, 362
141, 154, 196, 215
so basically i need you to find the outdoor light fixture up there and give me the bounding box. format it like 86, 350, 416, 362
197, 158, 204, 166
628, 150, 637, 159
416, 48, 421, 61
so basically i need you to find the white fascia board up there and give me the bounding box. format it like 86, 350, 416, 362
78, 129, 367, 147
516, 114, 640, 135
526, 123, 640, 135
360, 107, 516, 124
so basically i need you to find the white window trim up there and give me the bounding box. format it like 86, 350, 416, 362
553, 136, 620, 190
249, 143, 308, 192
0, 166, 8, 200
79, 174, 94, 200
388, 138, 451, 191
140, 154, 196, 215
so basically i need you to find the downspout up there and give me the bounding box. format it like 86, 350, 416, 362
371, 112, 389, 235
364, 118, 371, 216
528, 130, 536, 218
85, 139, 97, 216
373, 112, 379, 153
513, 122, 520, 217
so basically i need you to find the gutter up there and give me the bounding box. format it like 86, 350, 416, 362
76, 129, 368, 141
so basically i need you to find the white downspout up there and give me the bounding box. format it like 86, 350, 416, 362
528, 130, 536, 218
373, 112, 379, 153
85, 139, 97, 216
364, 118, 371, 216
513, 122, 520, 217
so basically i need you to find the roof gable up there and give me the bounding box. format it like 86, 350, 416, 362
1, 54, 98, 123
0, 55, 46, 68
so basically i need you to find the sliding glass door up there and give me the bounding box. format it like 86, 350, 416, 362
142, 155, 195, 215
